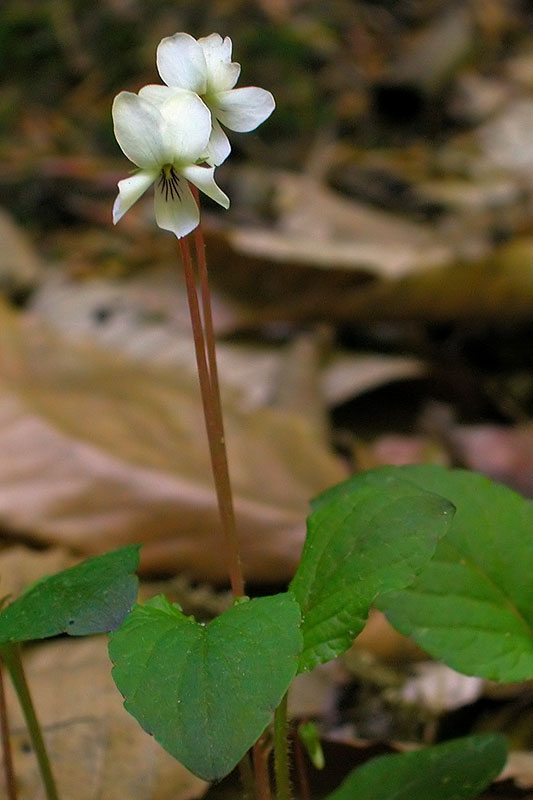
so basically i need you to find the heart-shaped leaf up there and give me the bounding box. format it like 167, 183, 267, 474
0, 545, 140, 643
326, 734, 507, 800
108, 592, 302, 781
375, 465, 533, 681
290, 471, 454, 672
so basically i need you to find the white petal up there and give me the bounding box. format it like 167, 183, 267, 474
113, 170, 158, 224
199, 33, 233, 61
138, 84, 177, 107
206, 117, 231, 166
181, 164, 230, 209
154, 174, 199, 238
198, 33, 241, 92
160, 90, 211, 164
214, 87, 275, 132
156, 33, 207, 93
112, 92, 169, 168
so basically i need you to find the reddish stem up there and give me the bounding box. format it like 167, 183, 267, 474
178, 229, 244, 598
192, 207, 243, 594
0, 655, 17, 800
192, 204, 225, 447
294, 730, 311, 800
252, 737, 272, 800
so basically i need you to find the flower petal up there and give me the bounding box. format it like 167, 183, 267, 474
138, 84, 177, 107
206, 117, 231, 166
112, 92, 169, 168
157, 33, 207, 94
160, 90, 212, 164
198, 33, 241, 92
181, 164, 230, 209
154, 174, 199, 238
214, 87, 275, 132
113, 170, 158, 224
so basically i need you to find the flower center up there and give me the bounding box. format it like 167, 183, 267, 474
158, 164, 182, 202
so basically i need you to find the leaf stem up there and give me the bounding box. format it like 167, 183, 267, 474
178, 198, 245, 598
1, 644, 59, 800
274, 692, 292, 800
0, 653, 17, 800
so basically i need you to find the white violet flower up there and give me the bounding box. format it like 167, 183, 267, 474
112, 88, 229, 238
139, 32, 275, 166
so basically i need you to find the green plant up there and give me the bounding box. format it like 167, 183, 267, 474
108, 465, 519, 799
3, 466, 523, 800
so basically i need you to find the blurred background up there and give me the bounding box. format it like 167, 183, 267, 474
3, 2, 533, 797
3, 0, 533, 579
3, 0, 533, 578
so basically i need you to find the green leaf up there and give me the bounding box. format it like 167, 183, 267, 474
0, 546, 140, 643
326, 734, 507, 800
375, 465, 533, 681
108, 592, 302, 781
290, 471, 454, 672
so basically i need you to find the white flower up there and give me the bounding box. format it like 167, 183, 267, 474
112, 88, 229, 238
139, 32, 275, 166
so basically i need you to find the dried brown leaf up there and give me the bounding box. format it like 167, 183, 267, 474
228, 172, 452, 279
0, 547, 73, 602
0, 208, 42, 295
2, 638, 207, 800
0, 302, 345, 582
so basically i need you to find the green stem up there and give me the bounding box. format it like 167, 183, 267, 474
274, 692, 292, 800
1, 644, 59, 800
0, 653, 18, 800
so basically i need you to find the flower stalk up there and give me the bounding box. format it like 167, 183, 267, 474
178, 204, 244, 597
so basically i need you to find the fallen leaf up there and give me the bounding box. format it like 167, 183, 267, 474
500, 751, 533, 790
30, 274, 425, 411
227, 172, 453, 279
399, 662, 484, 714
0, 208, 42, 296
479, 98, 533, 172
351, 609, 427, 664
0, 547, 73, 603
0, 301, 345, 582
1, 637, 207, 800
448, 423, 533, 498
324, 237, 533, 322
323, 353, 424, 407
